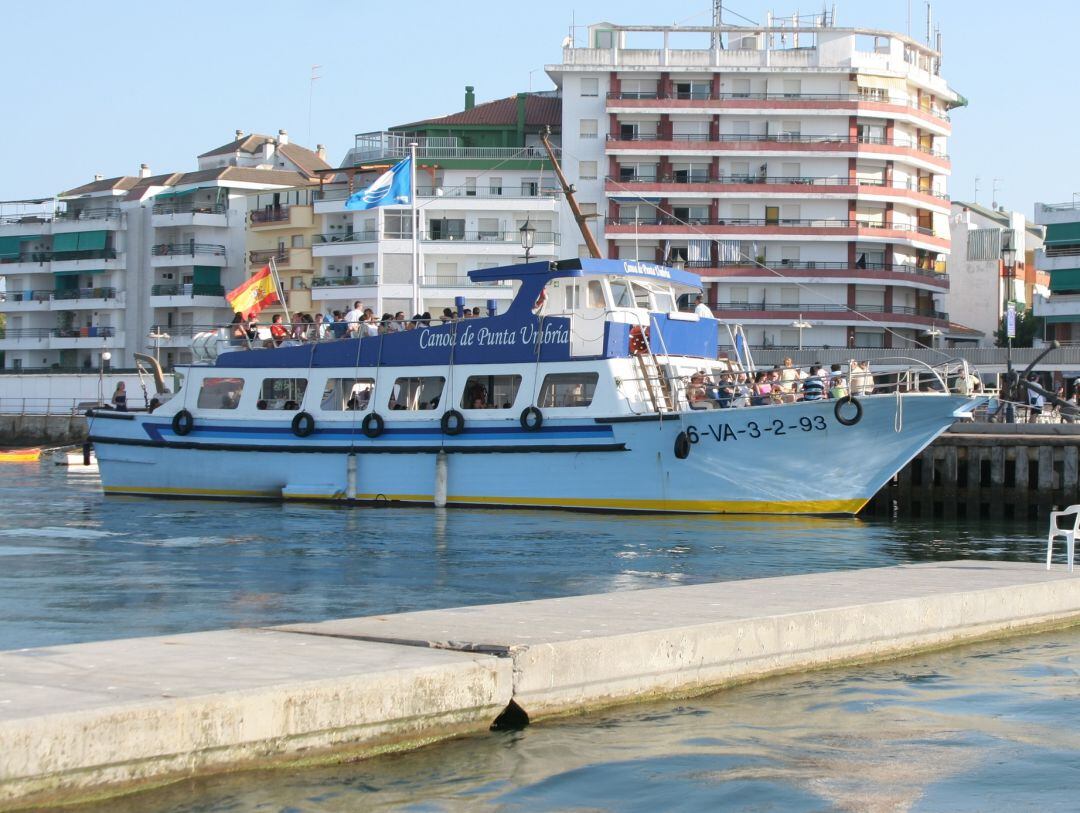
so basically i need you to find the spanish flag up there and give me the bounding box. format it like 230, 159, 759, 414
226, 265, 279, 317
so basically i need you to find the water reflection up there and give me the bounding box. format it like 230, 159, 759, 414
86, 628, 1080, 813
0, 465, 1046, 651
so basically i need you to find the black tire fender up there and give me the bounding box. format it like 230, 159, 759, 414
362, 412, 385, 438
291, 411, 315, 438
441, 409, 465, 436
833, 395, 863, 426
520, 406, 543, 432
674, 431, 691, 459
172, 409, 194, 436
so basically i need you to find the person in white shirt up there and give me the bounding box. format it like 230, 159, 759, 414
344, 301, 365, 336
693, 295, 714, 318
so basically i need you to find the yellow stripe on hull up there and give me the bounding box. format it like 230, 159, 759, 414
104, 484, 867, 515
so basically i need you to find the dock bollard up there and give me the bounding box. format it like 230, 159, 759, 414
346, 453, 357, 501
434, 451, 448, 507
82, 442, 92, 467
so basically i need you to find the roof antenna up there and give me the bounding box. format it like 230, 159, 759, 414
307, 65, 322, 146
974, 175, 980, 204
712, 0, 723, 49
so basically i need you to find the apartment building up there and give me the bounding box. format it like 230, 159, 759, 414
312, 88, 563, 319
0, 131, 328, 370
245, 186, 320, 318
1033, 201, 1080, 345
948, 201, 1044, 344
547, 14, 961, 350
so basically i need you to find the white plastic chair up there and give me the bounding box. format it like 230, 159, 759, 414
1046, 505, 1080, 572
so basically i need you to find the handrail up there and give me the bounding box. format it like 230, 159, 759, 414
607, 133, 948, 158
310, 275, 380, 287
606, 216, 942, 237
423, 230, 560, 244
710, 302, 948, 319
608, 175, 949, 198
311, 231, 379, 244
249, 249, 289, 265
55, 207, 122, 221
152, 203, 226, 216
150, 284, 225, 297
249, 205, 291, 224
151, 243, 226, 256
606, 91, 951, 121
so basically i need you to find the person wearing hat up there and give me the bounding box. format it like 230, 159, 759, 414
693, 294, 714, 318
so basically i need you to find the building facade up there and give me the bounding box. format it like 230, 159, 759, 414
547, 16, 960, 350
1033, 201, 1080, 345
311, 89, 563, 320
0, 131, 328, 370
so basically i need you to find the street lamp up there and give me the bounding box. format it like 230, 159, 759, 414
98, 351, 112, 405
791, 314, 812, 350
926, 324, 942, 349
148, 330, 170, 365
1002, 242, 1018, 422
519, 218, 536, 263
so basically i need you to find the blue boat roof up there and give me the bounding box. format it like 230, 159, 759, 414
468, 258, 702, 290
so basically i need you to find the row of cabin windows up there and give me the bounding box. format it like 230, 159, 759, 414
195, 373, 600, 413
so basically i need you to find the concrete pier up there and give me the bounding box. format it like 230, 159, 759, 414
2, 561, 1079, 809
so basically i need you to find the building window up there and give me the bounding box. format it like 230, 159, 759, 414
579, 119, 598, 139
429, 218, 465, 240
674, 80, 710, 100
579, 160, 598, 180
197, 377, 244, 410
782, 79, 802, 97
461, 375, 522, 409
291, 234, 304, 248
321, 378, 374, 411
384, 211, 412, 239
581, 77, 599, 97
257, 378, 308, 410
489, 177, 503, 196
731, 78, 751, 97
538, 372, 599, 408
390, 377, 445, 411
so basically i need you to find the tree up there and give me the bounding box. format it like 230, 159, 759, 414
994, 307, 1043, 348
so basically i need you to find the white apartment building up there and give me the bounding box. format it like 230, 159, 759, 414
0, 131, 328, 370
948, 201, 1044, 344
1033, 201, 1080, 345
311, 92, 563, 319
546, 15, 961, 350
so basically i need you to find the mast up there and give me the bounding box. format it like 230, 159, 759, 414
540, 127, 603, 259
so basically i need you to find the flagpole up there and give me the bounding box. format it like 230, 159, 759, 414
410, 141, 420, 316
269, 256, 291, 323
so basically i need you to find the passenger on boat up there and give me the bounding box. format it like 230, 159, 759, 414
472, 306, 482, 318
851, 361, 876, 396
829, 364, 849, 399
345, 301, 365, 336
693, 295, 714, 318
733, 373, 752, 407
290, 313, 306, 341
111, 382, 127, 411
780, 358, 799, 402
269, 315, 288, 347
331, 311, 349, 340
714, 373, 735, 408
441, 307, 455, 324
801, 367, 825, 401
686, 371, 710, 408
313, 313, 327, 340
229, 313, 248, 347
363, 311, 380, 338
246, 315, 260, 344
751, 372, 772, 406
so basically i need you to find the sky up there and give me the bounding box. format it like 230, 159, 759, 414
1, 0, 1075, 216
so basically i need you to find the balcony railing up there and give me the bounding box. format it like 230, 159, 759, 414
691, 260, 947, 280
420, 276, 513, 287
4, 290, 52, 302
249, 249, 289, 266
52, 287, 118, 301
711, 302, 948, 319
606, 217, 941, 237
1045, 245, 1080, 258
55, 207, 122, 221
51, 249, 119, 262
610, 174, 949, 199
606, 91, 950, 120
415, 186, 562, 200
151, 284, 226, 297
0, 214, 51, 225
350, 132, 553, 163
249, 206, 291, 224
151, 203, 226, 216
312, 230, 379, 244
424, 230, 559, 244
0, 327, 117, 339
151, 243, 226, 257
310, 275, 380, 288
606, 133, 948, 158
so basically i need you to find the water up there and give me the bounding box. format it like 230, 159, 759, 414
2, 462, 1075, 811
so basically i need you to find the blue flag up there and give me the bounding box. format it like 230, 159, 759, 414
345, 157, 412, 210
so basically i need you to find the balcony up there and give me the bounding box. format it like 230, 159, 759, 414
248, 205, 314, 230
1034, 292, 1080, 321
694, 260, 948, 289
606, 175, 950, 205
0, 290, 52, 311
151, 203, 228, 229
709, 301, 948, 325
50, 249, 123, 274
150, 243, 227, 267
311, 231, 379, 257
351, 132, 552, 164
419, 276, 514, 291
52, 207, 123, 232
249, 249, 289, 268
605, 217, 948, 248
310, 275, 380, 301
0, 326, 121, 350
150, 283, 226, 309
51, 287, 122, 309
422, 230, 560, 249
605, 133, 949, 162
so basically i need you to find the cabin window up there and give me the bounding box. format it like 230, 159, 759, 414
197, 377, 244, 410
257, 378, 307, 410
609, 280, 635, 308
321, 378, 374, 411
653, 291, 676, 312
390, 376, 445, 411
587, 280, 605, 308
630, 282, 651, 308
461, 375, 522, 410
538, 372, 600, 408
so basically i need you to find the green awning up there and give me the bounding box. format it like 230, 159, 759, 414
76, 231, 107, 250
193, 266, 221, 285
51, 233, 79, 252
154, 186, 213, 200
18, 234, 43, 242
1043, 315, 1080, 324
1049, 268, 1080, 293
1045, 222, 1080, 245
0, 236, 21, 258
53, 268, 105, 276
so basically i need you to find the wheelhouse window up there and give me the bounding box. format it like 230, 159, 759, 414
538, 372, 599, 408
390, 376, 445, 411
461, 375, 522, 410
321, 378, 374, 411
197, 377, 244, 410
609, 280, 636, 308
257, 378, 307, 410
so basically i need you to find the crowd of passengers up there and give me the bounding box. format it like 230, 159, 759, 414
229, 301, 488, 348
684, 357, 876, 408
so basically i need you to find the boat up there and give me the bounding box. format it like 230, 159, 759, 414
86, 256, 977, 515
0, 448, 41, 463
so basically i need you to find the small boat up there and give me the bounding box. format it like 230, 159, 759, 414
0, 448, 42, 463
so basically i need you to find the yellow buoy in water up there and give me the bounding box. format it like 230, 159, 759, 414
0, 448, 42, 463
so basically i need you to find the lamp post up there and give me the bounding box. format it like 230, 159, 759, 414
791, 314, 811, 350
1002, 243, 1018, 422
98, 351, 111, 405
148, 330, 169, 365
519, 218, 536, 263
926, 325, 942, 350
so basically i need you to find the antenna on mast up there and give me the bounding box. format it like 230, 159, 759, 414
992, 178, 1002, 210
712, 0, 723, 49
925, 1, 932, 44
307, 65, 322, 146
974, 175, 980, 204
